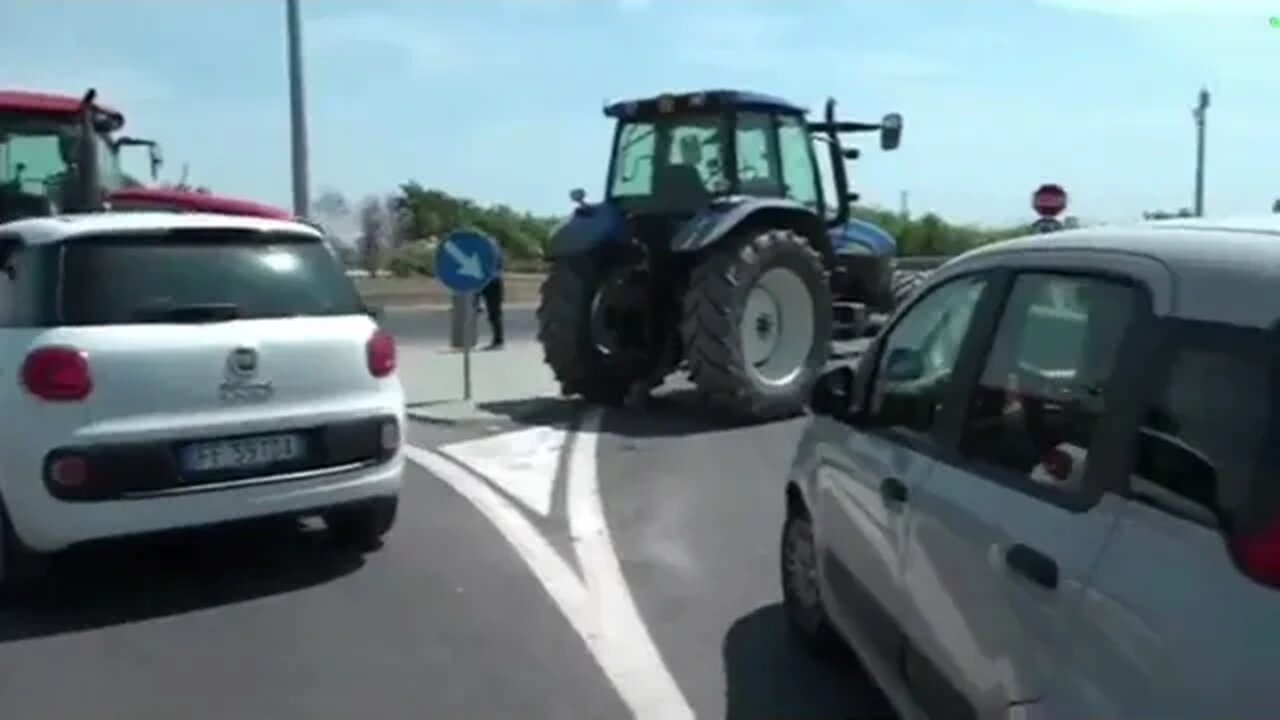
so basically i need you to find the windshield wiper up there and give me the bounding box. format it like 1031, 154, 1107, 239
131, 302, 242, 323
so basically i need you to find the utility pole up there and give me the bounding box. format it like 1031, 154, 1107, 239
899, 190, 909, 220
1192, 87, 1209, 217
286, 0, 311, 219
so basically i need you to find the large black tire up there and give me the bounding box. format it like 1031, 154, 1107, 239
891, 270, 925, 309
537, 255, 645, 404
781, 507, 843, 657
681, 228, 832, 420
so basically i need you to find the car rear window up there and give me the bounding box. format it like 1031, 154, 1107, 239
56, 229, 365, 325
1129, 319, 1280, 531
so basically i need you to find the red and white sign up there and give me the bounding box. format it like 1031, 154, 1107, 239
1032, 184, 1068, 218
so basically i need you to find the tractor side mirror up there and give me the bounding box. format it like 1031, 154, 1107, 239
148, 143, 164, 181
880, 113, 903, 151
569, 188, 587, 205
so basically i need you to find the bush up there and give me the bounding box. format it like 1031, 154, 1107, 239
386, 241, 436, 278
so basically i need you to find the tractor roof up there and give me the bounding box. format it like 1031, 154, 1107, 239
604, 89, 805, 119
0, 89, 125, 130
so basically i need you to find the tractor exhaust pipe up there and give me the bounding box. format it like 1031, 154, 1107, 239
70, 88, 104, 213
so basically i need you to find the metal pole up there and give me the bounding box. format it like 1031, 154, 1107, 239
286, 0, 311, 219
461, 292, 473, 401
1193, 87, 1209, 217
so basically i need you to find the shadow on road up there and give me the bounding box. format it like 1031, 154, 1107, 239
606, 387, 799, 438
0, 520, 364, 643
722, 603, 895, 720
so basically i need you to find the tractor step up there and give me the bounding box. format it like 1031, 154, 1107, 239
831, 301, 868, 342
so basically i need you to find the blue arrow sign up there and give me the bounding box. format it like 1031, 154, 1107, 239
435, 229, 499, 294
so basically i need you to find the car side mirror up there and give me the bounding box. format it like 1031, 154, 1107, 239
569, 187, 587, 205
810, 366, 859, 417
884, 347, 924, 382
880, 112, 903, 151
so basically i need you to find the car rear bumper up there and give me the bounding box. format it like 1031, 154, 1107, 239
8, 453, 405, 552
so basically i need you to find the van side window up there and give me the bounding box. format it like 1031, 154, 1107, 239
959, 273, 1137, 493
1129, 329, 1273, 527
867, 275, 987, 437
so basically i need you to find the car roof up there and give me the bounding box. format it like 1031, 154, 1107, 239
949, 214, 1280, 327
0, 212, 321, 246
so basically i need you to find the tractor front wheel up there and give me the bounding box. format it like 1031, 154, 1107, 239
681, 228, 832, 421
538, 254, 650, 404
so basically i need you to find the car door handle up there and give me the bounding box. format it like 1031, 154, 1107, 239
1005, 543, 1059, 590
880, 477, 908, 504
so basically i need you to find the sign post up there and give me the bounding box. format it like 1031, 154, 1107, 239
1031, 183, 1068, 234
434, 230, 499, 402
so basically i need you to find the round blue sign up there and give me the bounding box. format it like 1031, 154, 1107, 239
434, 230, 499, 294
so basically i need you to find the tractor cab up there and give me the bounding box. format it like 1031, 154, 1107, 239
589, 90, 900, 227
0, 88, 291, 223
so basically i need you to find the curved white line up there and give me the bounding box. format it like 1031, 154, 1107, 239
407, 409, 694, 719
568, 409, 695, 720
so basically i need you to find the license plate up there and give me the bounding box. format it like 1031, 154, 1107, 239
181, 433, 307, 474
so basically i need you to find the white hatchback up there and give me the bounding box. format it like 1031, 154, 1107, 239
783, 215, 1280, 720
0, 212, 405, 595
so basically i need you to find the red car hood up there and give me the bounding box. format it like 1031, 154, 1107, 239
107, 187, 293, 220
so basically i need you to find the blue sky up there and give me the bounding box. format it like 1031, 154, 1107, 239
5, 0, 1277, 226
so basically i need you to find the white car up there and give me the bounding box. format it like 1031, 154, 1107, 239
0, 212, 406, 595
783, 215, 1280, 720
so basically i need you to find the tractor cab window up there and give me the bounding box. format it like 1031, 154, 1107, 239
777, 115, 820, 212
0, 117, 125, 214
607, 115, 728, 213
735, 112, 783, 198
609, 121, 656, 199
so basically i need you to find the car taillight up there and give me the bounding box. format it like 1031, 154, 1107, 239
22, 346, 93, 401
1234, 515, 1280, 588
366, 329, 396, 378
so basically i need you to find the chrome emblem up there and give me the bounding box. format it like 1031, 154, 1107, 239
220, 347, 273, 403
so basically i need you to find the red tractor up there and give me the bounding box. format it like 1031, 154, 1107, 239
0, 88, 291, 222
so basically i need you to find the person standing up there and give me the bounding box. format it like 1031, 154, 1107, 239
479, 234, 505, 350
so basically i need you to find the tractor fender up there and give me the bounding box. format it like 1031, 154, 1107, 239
545, 202, 628, 259
830, 217, 897, 258
670, 197, 832, 264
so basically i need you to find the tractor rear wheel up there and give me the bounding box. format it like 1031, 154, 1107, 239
681, 228, 832, 421
538, 254, 649, 404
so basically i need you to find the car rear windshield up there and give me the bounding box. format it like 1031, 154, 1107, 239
56, 229, 365, 325
1130, 318, 1280, 532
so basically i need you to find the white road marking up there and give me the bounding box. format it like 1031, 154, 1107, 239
566, 411, 694, 720
406, 408, 694, 720
430, 425, 567, 517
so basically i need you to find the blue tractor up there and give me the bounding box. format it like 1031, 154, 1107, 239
537, 90, 905, 420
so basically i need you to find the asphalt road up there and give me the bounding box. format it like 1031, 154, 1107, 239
0, 342, 889, 720
378, 304, 538, 346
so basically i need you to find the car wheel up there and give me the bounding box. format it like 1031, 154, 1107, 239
0, 500, 50, 603
780, 508, 842, 657
325, 497, 398, 551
